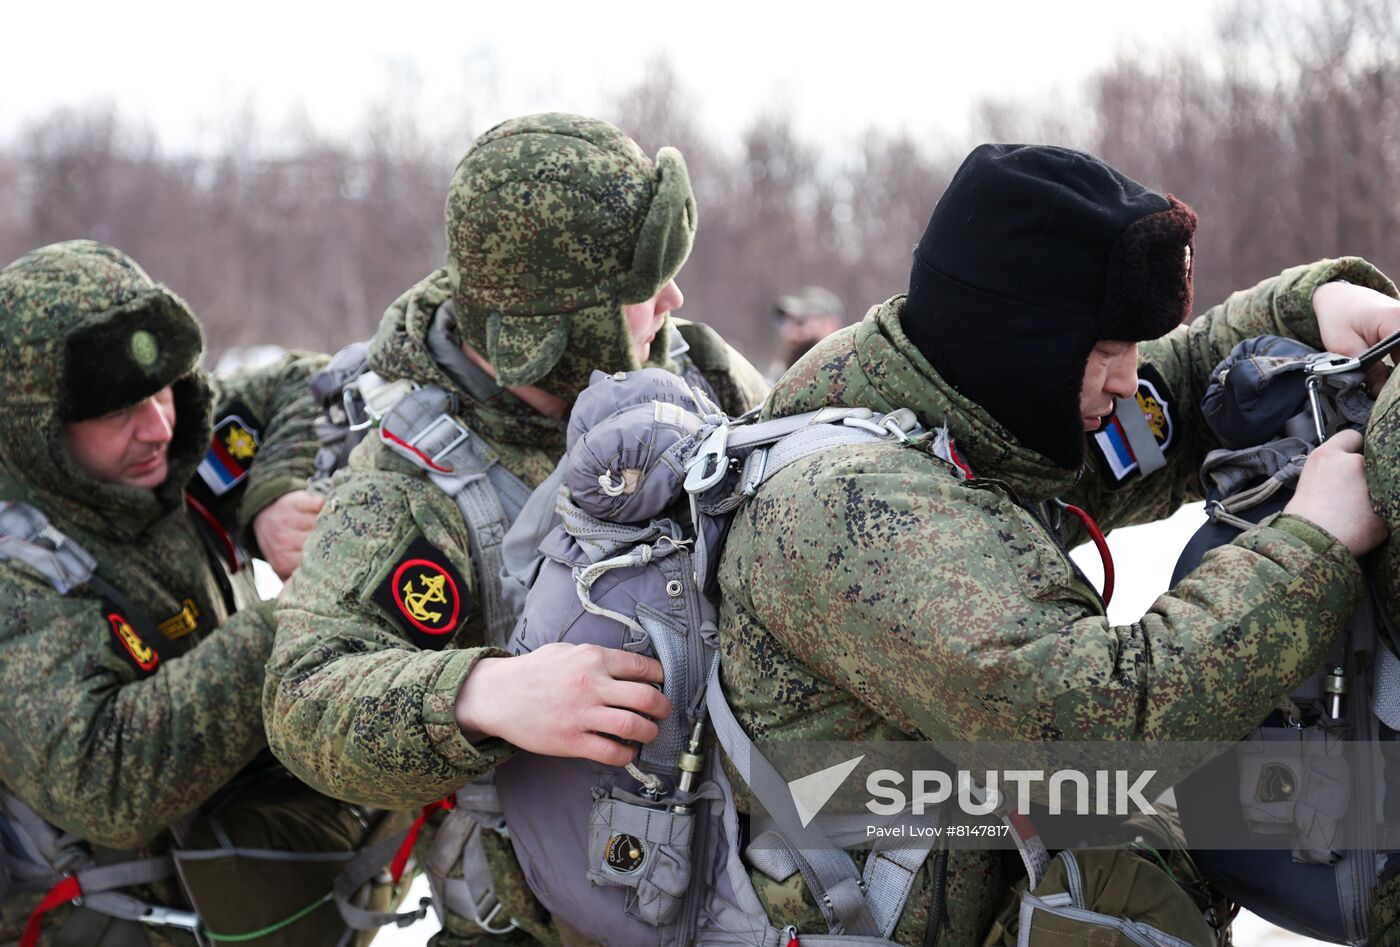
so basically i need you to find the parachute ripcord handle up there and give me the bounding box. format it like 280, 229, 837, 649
1305, 327, 1400, 442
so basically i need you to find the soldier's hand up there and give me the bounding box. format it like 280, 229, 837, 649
1315, 281, 1400, 394
1284, 429, 1387, 557
454, 643, 672, 766
252, 489, 325, 580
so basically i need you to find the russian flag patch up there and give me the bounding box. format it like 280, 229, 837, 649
1093, 416, 1139, 481
197, 414, 260, 496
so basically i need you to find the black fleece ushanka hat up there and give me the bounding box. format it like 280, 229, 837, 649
902, 143, 1197, 470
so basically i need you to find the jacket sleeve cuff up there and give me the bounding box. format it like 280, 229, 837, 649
237, 472, 305, 547
1258, 511, 1358, 564
1284, 258, 1399, 349
422, 647, 514, 774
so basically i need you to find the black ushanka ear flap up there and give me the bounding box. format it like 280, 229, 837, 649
1098, 197, 1198, 343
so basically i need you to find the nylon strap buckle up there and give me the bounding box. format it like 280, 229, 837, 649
412, 413, 472, 470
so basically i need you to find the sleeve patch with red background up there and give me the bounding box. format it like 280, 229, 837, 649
104, 607, 163, 676
371, 537, 474, 650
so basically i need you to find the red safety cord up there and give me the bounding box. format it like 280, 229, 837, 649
390, 795, 455, 885
1058, 502, 1114, 607
185, 494, 240, 574
21, 874, 82, 947
945, 438, 1114, 607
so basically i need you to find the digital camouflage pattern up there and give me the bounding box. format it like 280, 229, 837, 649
265, 269, 764, 945
1366, 362, 1400, 626
264, 268, 767, 807
0, 241, 326, 945
447, 112, 697, 398
718, 257, 1394, 947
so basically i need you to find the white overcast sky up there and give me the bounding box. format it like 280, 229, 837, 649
0, 0, 1227, 152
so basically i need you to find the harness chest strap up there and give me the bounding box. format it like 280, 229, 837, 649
704, 672, 883, 938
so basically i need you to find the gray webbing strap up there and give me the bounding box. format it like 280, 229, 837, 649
746, 828, 932, 939
1112, 395, 1166, 476
425, 805, 516, 935
499, 457, 567, 620
1, 791, 185, 929
705, 672, 878, 936
332, 832, 430, 931
75, 856, 177, 896
862, 844, 933, 938
439, 476, 515, 648
741, 425, 896, 497
0, 501, 97, 594
379, 387, 532, 648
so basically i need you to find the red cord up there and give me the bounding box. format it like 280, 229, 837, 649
1059, 502, 1114, 607
185, 494, 240, 574
21, 875, 82, 947
390, 795, 455, 884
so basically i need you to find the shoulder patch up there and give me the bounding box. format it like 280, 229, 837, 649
197, 402, 262, 497
1090, 363, 1178, 489
105, 609, 161, 676
371, 537, 474, 650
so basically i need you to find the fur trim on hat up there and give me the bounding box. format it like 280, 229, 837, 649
62, 288, 203, 421
1098, 196, 1198, 342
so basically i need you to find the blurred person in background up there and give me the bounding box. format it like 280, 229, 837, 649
768, 284, 845, 381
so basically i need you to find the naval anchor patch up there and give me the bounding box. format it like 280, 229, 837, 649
372, 537, 473, 649
107, 611, 160, 674
1091, 363, 1177, 488
197, 410, 261, 497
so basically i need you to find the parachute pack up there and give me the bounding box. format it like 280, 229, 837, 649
1174, 331, 1400, 946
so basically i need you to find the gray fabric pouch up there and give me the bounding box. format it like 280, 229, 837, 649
586, 795, 696, 926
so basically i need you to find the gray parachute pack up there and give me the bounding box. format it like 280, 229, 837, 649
492, 366, 954, 946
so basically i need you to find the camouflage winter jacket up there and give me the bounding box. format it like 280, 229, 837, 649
0, 245, 326, 944
264, 269, 767, 809
718, 258, 1392, 947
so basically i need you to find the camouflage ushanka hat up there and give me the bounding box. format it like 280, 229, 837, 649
0, 239, 210, 514
445, 112, 697, 399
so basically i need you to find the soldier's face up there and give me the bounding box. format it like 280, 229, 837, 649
1079, 340, 1139, 431
624, 279, 684, 363
64, 386, 177, 489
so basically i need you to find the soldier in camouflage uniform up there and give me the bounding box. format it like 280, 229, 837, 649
1362, 318, 1400, 943
264, 113, 767, 945
0, 240, 340, 945
717, 144, 1400, 946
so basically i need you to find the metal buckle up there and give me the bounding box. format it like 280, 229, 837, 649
684, 424, 731, 494
476, 899, 519, 935
343, 388, 374, 432
1303, 352, 1365, 443
741, 447, 770, 497
410, 414, 471, 468
139, 906, 205, 934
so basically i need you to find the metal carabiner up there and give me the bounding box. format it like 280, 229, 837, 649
684, 423, 731, 494
1303, 351, 1366, 443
